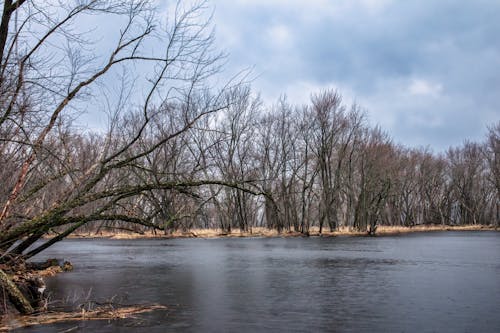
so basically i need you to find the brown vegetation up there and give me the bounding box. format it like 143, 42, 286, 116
64, 224, 498, 240
0, 304, 167, 331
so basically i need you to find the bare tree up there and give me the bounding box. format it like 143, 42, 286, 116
485, 122, 500, 227
295, 106, 318, 234
447, 142, 490, 225
0, 0, 264, 314
353, 128, 394, 234
310, 90, 345, 233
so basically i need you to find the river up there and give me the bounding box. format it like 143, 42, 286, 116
16, 231, 500, 332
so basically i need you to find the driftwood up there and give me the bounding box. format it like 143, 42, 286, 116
27, 259, 73, 272
0, 304, 167, 331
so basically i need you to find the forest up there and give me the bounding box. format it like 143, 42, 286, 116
0, 0, 499, 317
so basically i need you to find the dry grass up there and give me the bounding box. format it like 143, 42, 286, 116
375, 224, 496, 235
35, 266, 63, 277
0, 304, 167, 331
66, 227, 290, 239
62, 224, 498, 240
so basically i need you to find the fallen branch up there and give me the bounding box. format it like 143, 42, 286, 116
0, 304, 167, 331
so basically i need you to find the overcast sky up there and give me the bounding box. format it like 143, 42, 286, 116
207, 0, 500, 151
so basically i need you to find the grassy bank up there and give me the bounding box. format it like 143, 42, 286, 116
64, 224, 498, 240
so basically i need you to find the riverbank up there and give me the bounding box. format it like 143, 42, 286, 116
65, 224, 498, 240
0, 259, 166, 331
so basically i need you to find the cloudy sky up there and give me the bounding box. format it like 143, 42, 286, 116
207, 0, 499, 151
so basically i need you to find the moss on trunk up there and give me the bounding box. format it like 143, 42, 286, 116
0, 268, 34, 315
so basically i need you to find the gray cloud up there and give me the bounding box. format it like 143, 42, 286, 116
213, 0, 500, 151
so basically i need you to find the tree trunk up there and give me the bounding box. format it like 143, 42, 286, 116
0, 268, 34, 314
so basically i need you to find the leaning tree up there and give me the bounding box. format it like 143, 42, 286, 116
0, 0, 262, 315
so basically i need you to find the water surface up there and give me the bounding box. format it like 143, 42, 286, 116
17, 231, 500, 332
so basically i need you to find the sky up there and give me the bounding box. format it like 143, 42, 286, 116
207, 0, 500, 151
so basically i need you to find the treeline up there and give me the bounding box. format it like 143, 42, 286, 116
202, 89, 499, 234
69, 89, 500, 234
3, 87, 498, 239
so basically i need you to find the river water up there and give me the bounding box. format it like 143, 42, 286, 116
16, 231, 500, 332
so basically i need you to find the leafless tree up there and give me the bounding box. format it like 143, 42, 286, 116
310, 90, 345, 233
353, 128, 394, 234
0, 0, 265, 314
204, 86, 261, 232
485, 122, 500, 226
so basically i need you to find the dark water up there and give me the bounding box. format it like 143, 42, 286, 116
15, 232, 500, 332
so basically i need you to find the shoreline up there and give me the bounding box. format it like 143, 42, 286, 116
3, 224, 497, 330
62, 224, 499, 240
